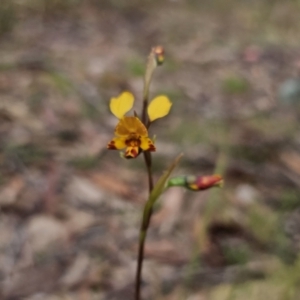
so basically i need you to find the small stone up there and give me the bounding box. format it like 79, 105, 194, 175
26, 215, 68, 253
66, 176, 105, 207
66, 208, 95, 234
0, 176, 24, 207
278, 78, 300, 106
60, 254, 90, 288
235, 184, 259, 205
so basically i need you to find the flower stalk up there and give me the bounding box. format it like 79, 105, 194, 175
135, 46, 165, 300
135, 152, 183, 300
105, 46, 224, 300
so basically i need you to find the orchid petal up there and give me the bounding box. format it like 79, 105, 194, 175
110, 91, 134, 119
115, 117, 148, 137
140, 137, 156, 152
147, 95, 172, 122
107, 137, 127, 150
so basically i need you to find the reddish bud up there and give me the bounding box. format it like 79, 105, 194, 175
186, 175, 223, 191
167, 174, 223, 191
152, 46, 164, 66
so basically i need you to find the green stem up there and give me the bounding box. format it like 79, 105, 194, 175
143, 151, 153, 192
134, 151, 153, 300
135, 46, 162, 300
135, 230, 146, 300
141, 94, 149, 126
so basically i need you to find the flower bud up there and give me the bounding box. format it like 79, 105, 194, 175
153, 46, 164, 66
167, 174, 223, 191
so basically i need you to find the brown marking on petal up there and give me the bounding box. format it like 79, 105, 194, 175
126, 138, 141, 147
124, 150, 131, 158
130, 148, 138, 157
107, 141, 117, 149
125, 147, 138, 158
148, 144, 156, 152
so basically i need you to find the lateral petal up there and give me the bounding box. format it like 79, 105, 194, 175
110, 91, 134, 119
107, 137, 127, 150
140, 137, 156, 152
147, 95, 172, 122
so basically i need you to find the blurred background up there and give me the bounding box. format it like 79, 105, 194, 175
1, 0, 300, 299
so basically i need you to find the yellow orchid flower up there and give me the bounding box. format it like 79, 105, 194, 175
107, 116, 156, 158
107, 91, 172, 158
